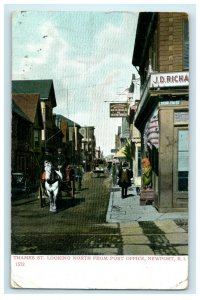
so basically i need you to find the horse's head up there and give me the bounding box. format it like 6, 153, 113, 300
44, 161, 53, 179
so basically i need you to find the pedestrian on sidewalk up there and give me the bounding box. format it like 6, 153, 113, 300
118, 161, 133, 198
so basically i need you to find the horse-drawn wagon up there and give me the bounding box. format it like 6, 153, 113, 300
39, 161, 75, 212
91, 158, 107, 178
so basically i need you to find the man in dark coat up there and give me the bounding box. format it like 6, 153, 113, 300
118, 161, 133, 198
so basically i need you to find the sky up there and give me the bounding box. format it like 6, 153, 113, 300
12, 11, 139, 156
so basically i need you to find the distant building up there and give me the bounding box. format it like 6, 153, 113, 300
54, 114, 82, 165
79, 126, 96, 171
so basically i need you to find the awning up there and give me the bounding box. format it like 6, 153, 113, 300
113, 147, 126, 158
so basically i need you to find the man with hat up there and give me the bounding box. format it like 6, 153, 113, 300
118, 161, 133, 198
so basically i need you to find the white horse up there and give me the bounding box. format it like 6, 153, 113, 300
44, 161, 62, 212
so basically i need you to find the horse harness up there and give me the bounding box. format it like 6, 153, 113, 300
43, 170, 61, 185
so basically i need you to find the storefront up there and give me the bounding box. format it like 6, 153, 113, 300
134, 71, 189, 212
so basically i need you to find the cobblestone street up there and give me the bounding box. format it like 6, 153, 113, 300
11, 173, 188, 256
11, 173, 122, 255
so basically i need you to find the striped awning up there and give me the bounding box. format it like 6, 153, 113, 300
144, 108, 159, 150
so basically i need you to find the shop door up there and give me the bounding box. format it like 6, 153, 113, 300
173, 127, 188, 208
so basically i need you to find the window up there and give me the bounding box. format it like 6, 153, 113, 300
151, 30, 158, 71
149, 145, 159, 176
183, 18, 189, 70
137, 147, 141, 176
177, 129, 188, 191
34, 130, 40, 147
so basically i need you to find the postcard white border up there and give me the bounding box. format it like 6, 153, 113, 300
2, 0, 198, 297
11, 255, 188, 289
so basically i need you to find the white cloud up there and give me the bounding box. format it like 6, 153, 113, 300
93, 12, 137, 59
12, 12, 138, 155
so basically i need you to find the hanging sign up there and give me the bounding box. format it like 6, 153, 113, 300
110, 103, 128, 117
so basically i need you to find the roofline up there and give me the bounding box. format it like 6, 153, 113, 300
12, 93, 44, 128
55, 114, 81, 128
12, 79, 57, 107
12, 101, 32, 123
132, 12, 158, 68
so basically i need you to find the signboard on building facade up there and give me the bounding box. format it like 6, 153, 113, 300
110, 103, 128, 117
150, 71, 189, 88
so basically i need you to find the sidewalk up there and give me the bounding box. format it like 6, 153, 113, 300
106, 185, 188, 255
106, 185, 188, 223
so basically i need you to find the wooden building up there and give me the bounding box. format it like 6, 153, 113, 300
12, 94, 44, 183
12, 80, 58, 159
54, 114, 83, 166
80, 126, 96, 171
132, 12, 189, 212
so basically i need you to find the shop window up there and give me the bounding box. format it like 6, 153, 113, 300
149, 145, 159, 176
177, 129, 188, 191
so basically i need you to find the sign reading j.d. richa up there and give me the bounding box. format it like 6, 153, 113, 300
150, 71, 189, 88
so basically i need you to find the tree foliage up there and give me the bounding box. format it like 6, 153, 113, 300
122, 140, 132, 163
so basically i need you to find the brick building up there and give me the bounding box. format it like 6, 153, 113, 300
132, 12, 189, 212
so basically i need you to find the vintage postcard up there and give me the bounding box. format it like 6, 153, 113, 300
10, 9, 189, 289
